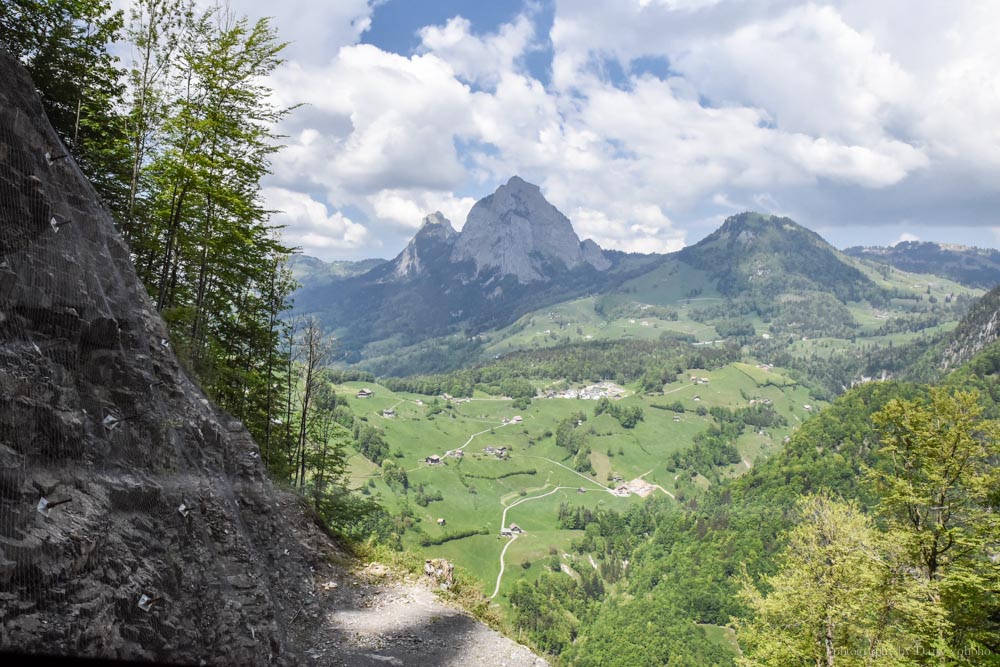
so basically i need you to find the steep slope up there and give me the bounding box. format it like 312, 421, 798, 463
0, 49, 544, 666
844, 241, 1000, 290
0, 48, 329, 664
382, 212, 457, 281
292, 179, 638, 371
678, 212, 878, 302
939, 284, 1000, 370
452, 176, 609, 282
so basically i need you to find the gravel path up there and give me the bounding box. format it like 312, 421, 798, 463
300, 564, 547, 667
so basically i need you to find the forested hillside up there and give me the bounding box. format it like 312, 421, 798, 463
4, 3, 999, 666
0, 0, 347, 502
845, 241, 1000, 290
504, 352, 1000, 665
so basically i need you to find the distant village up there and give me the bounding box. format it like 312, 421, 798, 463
541, 381, 626, 400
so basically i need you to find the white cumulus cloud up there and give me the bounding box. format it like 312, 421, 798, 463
252, 0, 1000, 259
263, 187, 369, 258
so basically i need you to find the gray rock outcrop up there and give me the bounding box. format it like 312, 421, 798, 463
390, 212, 456, 280
0, 47, 547, 667
940, 284, 1000, 370
451, 176, 608, 282
0, 48, 331, 664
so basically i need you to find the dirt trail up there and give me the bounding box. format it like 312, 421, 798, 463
299, 564, 546, 666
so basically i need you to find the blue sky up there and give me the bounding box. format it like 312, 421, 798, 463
233, 0, 1000, 260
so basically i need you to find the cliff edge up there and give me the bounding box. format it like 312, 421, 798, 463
0, 49, 543, 666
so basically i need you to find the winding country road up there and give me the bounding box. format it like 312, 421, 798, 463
365, 407, 677, 601
490, 486, 576, 599
455, 422, 512, 453
487, 457, 683, 598
490, 534, 519, 600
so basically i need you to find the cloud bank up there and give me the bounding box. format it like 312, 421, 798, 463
248, 0, 1000, 259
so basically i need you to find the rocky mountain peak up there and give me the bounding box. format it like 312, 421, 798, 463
451, 176, 608, 282
416, 211, 456, 238
389, 212, 457, 280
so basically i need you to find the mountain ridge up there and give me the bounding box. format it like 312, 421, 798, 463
452, 175, 609, 282
293, 204, 978, 376
844, 240, 1000, 289
678, 211, 878, 302
292, 177, 639, 365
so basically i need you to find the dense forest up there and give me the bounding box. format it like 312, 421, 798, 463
502, 350, 1000, 666
0, 0, 367, 528
328, 336, 740, 399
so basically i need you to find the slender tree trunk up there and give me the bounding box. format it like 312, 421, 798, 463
126, 21, 155, 239
824, 614, 835, 667
191, 129, 219, 348
155, 183, 188, 311
296, 374, 313, 489
284, 329, 295, 470
73, 97, 81, 144
263, 264, 278, 464
315, 418, 330, 511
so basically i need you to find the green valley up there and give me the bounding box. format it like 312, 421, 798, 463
279, 207, 1000, 666
321, 355, 818, 601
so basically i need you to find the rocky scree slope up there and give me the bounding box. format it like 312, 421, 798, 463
0, 50, 544, 666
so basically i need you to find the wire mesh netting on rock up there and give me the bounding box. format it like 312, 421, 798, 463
0, 48, 332, 665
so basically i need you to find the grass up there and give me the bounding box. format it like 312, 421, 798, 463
699, 623, 742, 656
469, 251, 984, 365
329, 358, 823, 605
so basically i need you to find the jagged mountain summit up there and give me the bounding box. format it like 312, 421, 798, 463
388, 211, 457, 280
382, 177, 609, 284
452, 176, 609, 282
291, 177, 637, 370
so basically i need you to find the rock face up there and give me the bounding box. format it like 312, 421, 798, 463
451, 176, 609, 282
388, 212, 457, 281
0, 49, 330, 664
0, 49, 546, 667
285, 177, 617, 370
940, 285, 1000, 370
